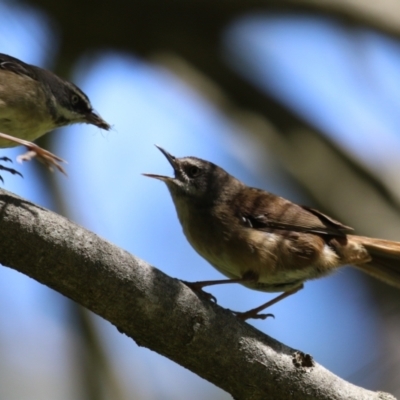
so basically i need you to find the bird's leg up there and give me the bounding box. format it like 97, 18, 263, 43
182, 273, 258, 304
232, 284, 304, 321
0, 132, 67, 175
183, 274, 303, 321
182, 278, 246, 303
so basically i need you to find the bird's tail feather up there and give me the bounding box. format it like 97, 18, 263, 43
349, 235, 400, 289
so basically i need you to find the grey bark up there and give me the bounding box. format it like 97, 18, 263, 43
0, 189, 395, 400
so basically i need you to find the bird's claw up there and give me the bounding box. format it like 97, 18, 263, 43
0, 132, 67, 175
231, 309, 275, 321
0, 163, 23, 182
204, 292, 217, 303
17, 147, 67, 175
181, 280, 218, 303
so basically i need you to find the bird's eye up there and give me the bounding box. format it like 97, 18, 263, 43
71, 94, 79, 105
187, 166, 201, 178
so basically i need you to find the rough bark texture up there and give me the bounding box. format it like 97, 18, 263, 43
0, 189, 395, 400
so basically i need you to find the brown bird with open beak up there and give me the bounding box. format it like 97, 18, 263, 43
144, 146, 400, 320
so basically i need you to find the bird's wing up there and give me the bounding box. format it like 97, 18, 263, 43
238, 188, 353, 236
0, 53, 37, 80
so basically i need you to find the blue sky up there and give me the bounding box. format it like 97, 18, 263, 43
1, 3, 399, 398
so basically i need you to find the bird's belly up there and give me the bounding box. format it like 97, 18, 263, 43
184, 223, 339, 293
0, 112, 53, 146
0, 75, 53, 146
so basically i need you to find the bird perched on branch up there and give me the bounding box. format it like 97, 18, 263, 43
145, 146, 400, 321
0, 53, 110, 178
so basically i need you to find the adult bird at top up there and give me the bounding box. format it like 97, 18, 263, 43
144, 146, 400, 321
0, 53, 110, 177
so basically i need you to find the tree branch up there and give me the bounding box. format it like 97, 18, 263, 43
0, 189, 395, 400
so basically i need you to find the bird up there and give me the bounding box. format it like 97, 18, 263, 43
144, 146, 400, 321
0, 53, 110, 177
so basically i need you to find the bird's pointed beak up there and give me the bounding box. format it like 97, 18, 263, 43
142, 145, 177, 181
155, 145, 177, 168
85, 111, 111, 130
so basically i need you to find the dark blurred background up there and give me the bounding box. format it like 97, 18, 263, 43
1, 0, 400, 398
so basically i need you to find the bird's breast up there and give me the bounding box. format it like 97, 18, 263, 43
0, 71, 55, 144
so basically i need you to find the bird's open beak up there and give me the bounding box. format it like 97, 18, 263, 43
85, 111, 111, 130
143, 145, 177, 181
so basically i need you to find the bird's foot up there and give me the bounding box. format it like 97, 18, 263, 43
181, 280, 218, 303
0, 160, 23, 182
230, 309, 275, 321
232, 286, 303, 321
17, 147, 67, 175
0, 132, 67, 175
